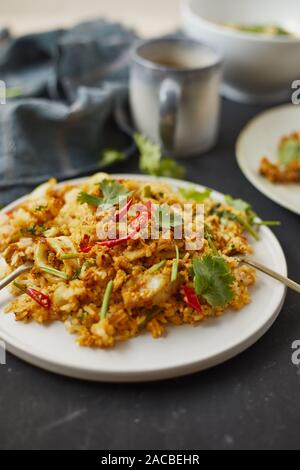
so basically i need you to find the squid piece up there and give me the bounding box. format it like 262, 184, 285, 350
122, 271, 177, 309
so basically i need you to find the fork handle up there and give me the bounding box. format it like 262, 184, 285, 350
242, 258, 300, 294
0, 263, 32, 291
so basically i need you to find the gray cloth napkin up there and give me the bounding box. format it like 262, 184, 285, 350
0, 20, 137, 202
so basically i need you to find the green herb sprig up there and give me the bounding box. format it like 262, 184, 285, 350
192, 254, 234, 308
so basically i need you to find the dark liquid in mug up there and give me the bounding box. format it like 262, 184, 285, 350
152, 58, 190, 69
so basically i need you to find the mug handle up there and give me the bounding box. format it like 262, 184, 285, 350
159, 78, 181, 153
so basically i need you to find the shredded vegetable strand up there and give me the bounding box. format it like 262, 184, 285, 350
171, 245, 179, 282
148, 260, 166, 273
40, 264, 68, 280
236, 215, 260, 241
100, 280, 114, 320
255, 220, 281, 227
60, 253, 80, 260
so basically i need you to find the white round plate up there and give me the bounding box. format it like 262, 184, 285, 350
236, 104, 300, 215
0, 175, 287, 382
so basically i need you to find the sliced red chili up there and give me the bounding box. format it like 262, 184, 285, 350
96, 201, 152, 248
130, 200, 152, 231
79, 234, 92, 253
27, 287, 52, 310
181, 285, 202, 313
96, 234, 131, 248
79, 199, 136, 251
14, 282, 51, 310
95, 211, 143, 248
5, 210, 14, 217
115, 197, 133, 222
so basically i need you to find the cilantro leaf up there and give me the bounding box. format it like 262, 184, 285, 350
224, 195, 251, 212
134, 133, 185, 179
101, 149, 125, 167
77, 179, 131, 209
179, 187, 212, 203
99, 179, 131, 209
278, 137, 300, 166
135, 133, 162, 175
77, 192, 102, 206
156, 159, 186, 179
192, 254, 235, 308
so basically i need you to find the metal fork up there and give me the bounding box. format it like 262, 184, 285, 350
241, 258, 300, 294
0, 262, 33, 290
0, 258, 299, 295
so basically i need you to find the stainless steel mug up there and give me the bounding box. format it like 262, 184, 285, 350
129, 36, 223, 157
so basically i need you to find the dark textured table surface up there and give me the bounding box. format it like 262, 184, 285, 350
1, 98, 300, 450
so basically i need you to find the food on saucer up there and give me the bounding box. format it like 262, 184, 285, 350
259, 131, 300, 183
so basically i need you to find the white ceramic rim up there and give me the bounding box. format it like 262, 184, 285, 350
181, 0, 300, 44
0, 174, 287, 382
236, 104, 300, 216
131, 36, 223, 74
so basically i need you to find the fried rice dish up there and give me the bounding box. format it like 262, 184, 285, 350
0, 173, 257, 348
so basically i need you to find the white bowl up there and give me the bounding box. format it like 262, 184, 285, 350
181, 0, 300, 104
